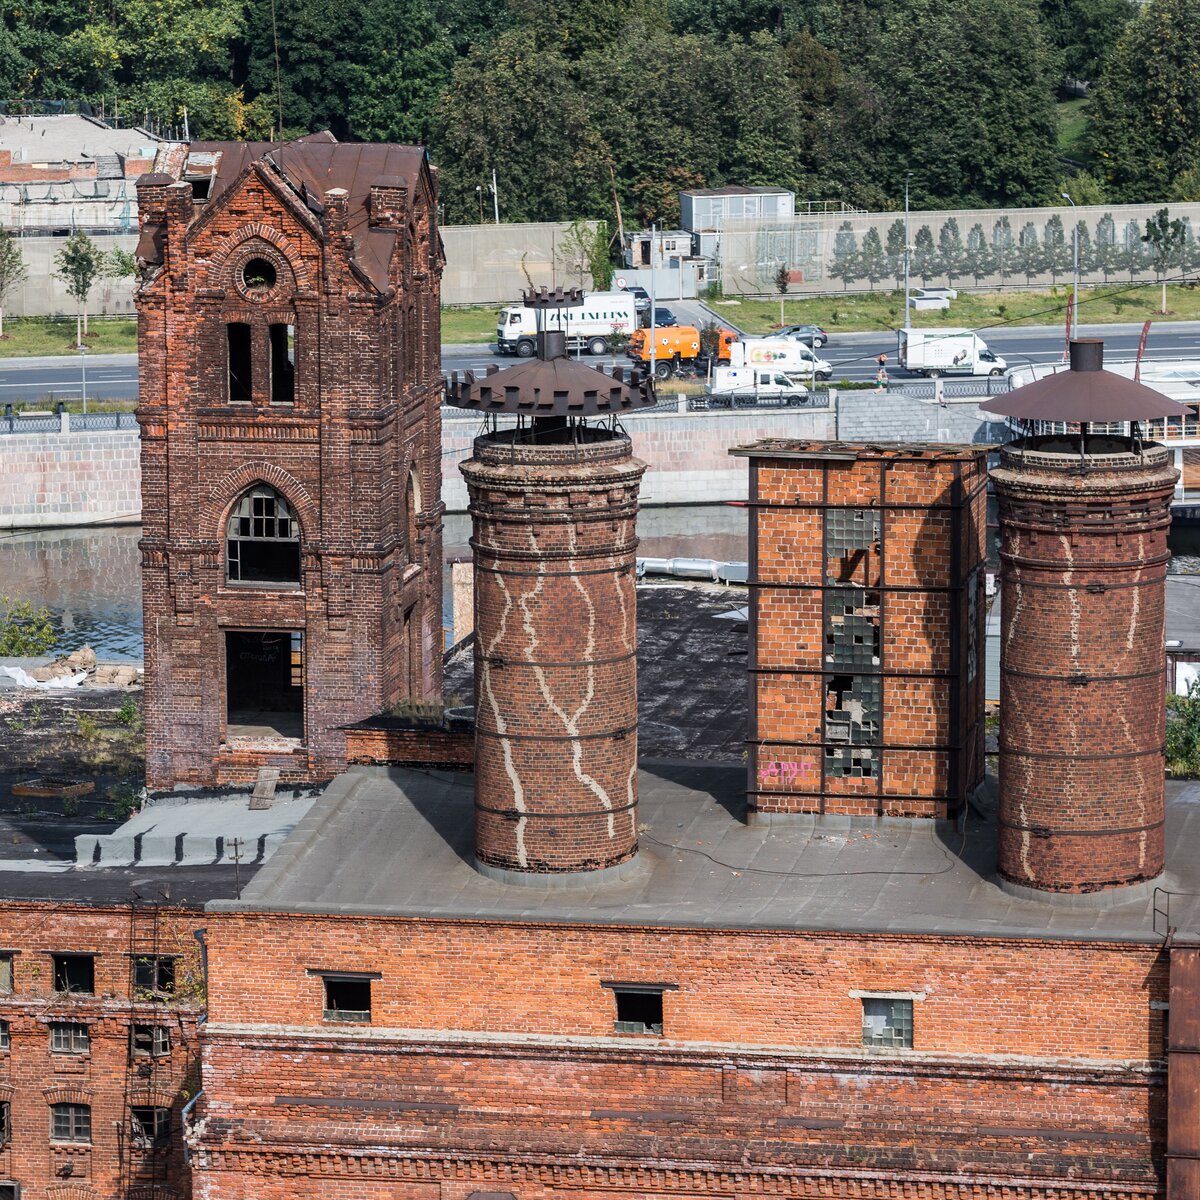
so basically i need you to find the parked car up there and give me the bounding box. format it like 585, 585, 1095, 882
622, 285, 651, 312
650, 306, 678, 327
776, 323, 829, 348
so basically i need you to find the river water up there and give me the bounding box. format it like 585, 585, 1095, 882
0, 505, 751, 662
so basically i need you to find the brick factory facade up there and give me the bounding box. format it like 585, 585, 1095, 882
732, 442, 987, 821
0, 901, 205, 1200
135, 133, 443, 790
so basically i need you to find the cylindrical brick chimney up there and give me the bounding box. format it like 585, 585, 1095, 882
462, 427, 646, 877
992, 436, 1176, 894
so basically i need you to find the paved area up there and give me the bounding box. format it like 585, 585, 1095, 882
444, 583, 749, 764
226, 763, 1200, 943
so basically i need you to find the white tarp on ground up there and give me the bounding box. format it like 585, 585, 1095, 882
0, 665, 86, 688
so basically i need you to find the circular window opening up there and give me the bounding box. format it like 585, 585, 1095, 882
241, 257, 277, 293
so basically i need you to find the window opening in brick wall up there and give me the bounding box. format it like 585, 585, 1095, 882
861, 997, 913, 1048
824, 588, 881, 668
226, 486, 301, 585
825, 674, 881, 747
50, 1023, 90, 1053
0, 1020, 8, 1050
187, 175, 211, 201
611, 988, 664, 1035
132, 955, 175, 997
52, 954, 94, 994
967, 569, 979, 682
50, 1103, 91, 1143
0, 1179, 16, 1200
0, 954, 12, 994
825, 508, 881, 584
227, 322, 252, 403
322, 976, 372, 1023
129, 1106, 171, 1148
241, 257, 277, 292
131, 1025, 171, 1058
0, 1104, 9, 1146
225, 631, 304, 741
269, 323, 295, 404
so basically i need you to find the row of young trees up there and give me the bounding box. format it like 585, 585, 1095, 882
826, 210, 1200, 291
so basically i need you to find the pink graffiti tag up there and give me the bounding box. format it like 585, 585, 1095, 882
757, 759, 815, 786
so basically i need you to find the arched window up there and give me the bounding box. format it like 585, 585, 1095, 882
226, 486, 300, 585
406, 467, 421, 560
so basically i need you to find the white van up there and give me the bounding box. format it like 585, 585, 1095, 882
707, 366, 809, 406
729, 338, 833, 380
495, 291, 639, 357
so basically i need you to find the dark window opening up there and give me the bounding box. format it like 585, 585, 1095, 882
52, 954, 94, 994
0, 954, 11, 993
226, 631, 304, 740
133, 956, 175, 996
50, 1103, 91, 1143
323, 977, 371, 1023
0, 1105, 9, 1147
269, 323, 295, 404
862, 997, 913, 1048
50, 1022, 90, 1053
0, 1182, 13, 1200
131, 1024, 171, 1058
241, 256, 277, 292
227, 322, 252, 403
188, 176, 211, 201
129, 1106, 170, 1147
613, 988, 663, 1035
226, 486, 301, 585
0, 1020, 8, 1050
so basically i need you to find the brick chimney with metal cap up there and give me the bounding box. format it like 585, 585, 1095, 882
983, 339, 1186, 896
446, 288, 656, 879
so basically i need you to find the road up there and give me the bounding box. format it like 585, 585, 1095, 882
4, 318, 1200, 403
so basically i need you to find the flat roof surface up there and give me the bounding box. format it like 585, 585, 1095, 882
0, 115, 159, 163
221, 763, 1200, 943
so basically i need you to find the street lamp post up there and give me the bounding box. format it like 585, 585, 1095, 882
1061, 191, 1078, 342
903, 173, 913, 331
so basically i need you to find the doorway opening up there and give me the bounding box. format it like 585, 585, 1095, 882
225, 630, 304, 739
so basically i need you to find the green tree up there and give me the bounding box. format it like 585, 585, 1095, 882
54, 231, 104, 345
1088, 0, 1200, 201
1057, 170, 1107, 206
938, 217, 967, 287
828, 222, 860, 290
773, 260, 790, 324
885, 218, 906, 288
0, 597, 57, 656
911, 224, 939, 285
0, 229, 27, 339
1142, 206, 1186, 311
859, 228, 888, 289
1124, 217, 1150, 280
1038, 0, 1135, 85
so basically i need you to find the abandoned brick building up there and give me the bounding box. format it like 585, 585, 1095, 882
134, 133, 443, 790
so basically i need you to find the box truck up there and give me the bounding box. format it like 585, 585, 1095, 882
706, 365, 810, 406
626, 325, 736, 378
729, 337, 833, 380
495, 291, 639, 357
897, 328, 1007, 377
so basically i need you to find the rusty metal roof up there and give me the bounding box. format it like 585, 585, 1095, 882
980, 339, 1194, 421
445, 355, 656, 416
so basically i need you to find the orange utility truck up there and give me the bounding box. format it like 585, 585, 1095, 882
627, 325, 736, 378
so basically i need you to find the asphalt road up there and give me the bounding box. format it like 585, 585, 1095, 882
4, 318, 1200, 403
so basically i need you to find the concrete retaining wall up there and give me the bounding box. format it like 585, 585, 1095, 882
0, 428, 140, 528
0, 396, 1005, 528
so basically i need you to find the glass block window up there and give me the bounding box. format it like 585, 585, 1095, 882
862, 997, 914, 1048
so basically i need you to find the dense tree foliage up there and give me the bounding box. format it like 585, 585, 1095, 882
0, 0, 1180, 221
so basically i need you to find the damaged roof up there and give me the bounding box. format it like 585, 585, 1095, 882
150, 132, 430, 292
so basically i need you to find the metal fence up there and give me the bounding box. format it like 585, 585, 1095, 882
0, 406, 138, 434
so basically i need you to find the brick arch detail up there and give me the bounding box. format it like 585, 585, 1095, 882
127, 1188, 182, 1200
204, 462, 319, 546
43, 1085, 94, 1105
207, 222, 312, 290
46, 1185, 102, 1200
127, 1086, 177, 1109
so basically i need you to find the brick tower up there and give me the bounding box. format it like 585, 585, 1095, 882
987, 341, 1183, 894
135, 134, 443, 789
448, 290, 654, 876
730, 441, 988, 821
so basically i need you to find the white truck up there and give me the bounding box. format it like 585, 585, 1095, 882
897, 328, 1007, 377
495, 291, 639, 357
729, 337, 833, 381
706, 365, 810, 407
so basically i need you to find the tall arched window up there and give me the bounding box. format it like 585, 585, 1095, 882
226, 486, 300, 585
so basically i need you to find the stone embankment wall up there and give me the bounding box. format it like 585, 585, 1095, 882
0, 395, 1005, 529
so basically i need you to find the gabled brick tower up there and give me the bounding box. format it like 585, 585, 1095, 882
135, 134, 443, 789
447, 289, 655, 877
985, 340, 1186, 894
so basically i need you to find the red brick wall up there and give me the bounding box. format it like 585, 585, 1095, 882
743, 445, 987, 820
136, 150, 444, 790
993, 439, 1177, 892
0, 903, 204, 1200
192, 910, 1167, 1198
344, 725, 473, 766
